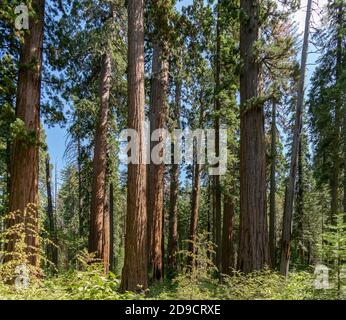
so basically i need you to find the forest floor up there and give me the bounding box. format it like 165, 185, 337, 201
0, 266, 341, 300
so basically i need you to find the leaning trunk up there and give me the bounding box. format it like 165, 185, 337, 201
280, 0, 312, 276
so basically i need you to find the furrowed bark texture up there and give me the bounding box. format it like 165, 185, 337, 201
6, 0, 45, 267
120, 0, 148, 292
238, 0, 269, 273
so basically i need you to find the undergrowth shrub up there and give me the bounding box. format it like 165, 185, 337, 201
0, 204, 55, 284
0, 250, 141, 300
153, 233, 332, 300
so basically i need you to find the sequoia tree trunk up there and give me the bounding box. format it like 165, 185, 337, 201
147, 42, 169, 281
6, 0, 45, 268
89, 53, 111, 268
120, 0, 148, 292
238, 0, 269, 273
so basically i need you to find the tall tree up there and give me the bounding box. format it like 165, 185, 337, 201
221, 195, 234, 275
269, 99, 277, 267
120, 0, 148, 292
280, 0, 312, 276
147, 0, 172, 282
147, 43, 169, 281
45, 155, 58, 267
213, 0, 222, 270
188, 100, 205, 267
109, 182, 115, 272
89, 52, 111, 268
5, 0, 45, 268
238, 0, 269, 273
167, 74, 181, 274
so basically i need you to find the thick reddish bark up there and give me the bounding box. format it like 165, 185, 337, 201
120, 0, 148, 292
221, 196, 234, 275
6, 0, 45, 268
147, 42, 169, 281
89, 53, 111, 270
238, 0, 269, 273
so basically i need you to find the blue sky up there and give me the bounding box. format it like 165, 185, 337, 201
43, 0, 324, 181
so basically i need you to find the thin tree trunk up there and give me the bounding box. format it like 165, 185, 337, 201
89, 53, 111, 265
343, 117, 346, 222
45, 156, 58, 267
238, 0, 269, 273
167, 77, 181, 273
120, 0, 148, 292
330, 3, 343, 224
109, 182, 114, 272
188, 160, 201, 268
221, 195, 234, 275
280, 0, 312, 276
269, 100, 277, 268
161, 205, 165, 279
5, 0, 45, 268
147, 42, 169, 281
77, 135, 83, 237
103, 191, 110, 273
330, 159, 340, 225
207, 179, 212, 260
188, 106, 204, 268
214, 0, 222, 270
296, 138, 304, 263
